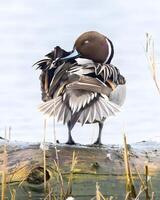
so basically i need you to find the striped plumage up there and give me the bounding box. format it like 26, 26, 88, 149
34, 31, 126, 145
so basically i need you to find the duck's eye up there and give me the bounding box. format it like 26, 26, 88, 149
83, 40, 89, 45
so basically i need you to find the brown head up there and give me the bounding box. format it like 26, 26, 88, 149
74, 31, 114, 64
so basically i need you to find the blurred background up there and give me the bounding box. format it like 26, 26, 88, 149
0, 0, 160, 144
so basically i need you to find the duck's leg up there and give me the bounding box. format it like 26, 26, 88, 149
66, 121, 76, 145
93, 121, 104, 145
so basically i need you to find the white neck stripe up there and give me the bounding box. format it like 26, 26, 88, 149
104, 38, 112, 64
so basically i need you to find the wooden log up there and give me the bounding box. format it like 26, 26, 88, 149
0, 140, 160, 199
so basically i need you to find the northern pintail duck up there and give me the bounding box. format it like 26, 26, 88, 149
34, 31, 126, 145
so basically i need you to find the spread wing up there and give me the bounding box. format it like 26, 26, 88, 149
35, 53, 126, 124
38, 74, 121, 124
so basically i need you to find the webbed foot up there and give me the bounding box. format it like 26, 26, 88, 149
93, 140, 103, 146
66, 139, 76, 145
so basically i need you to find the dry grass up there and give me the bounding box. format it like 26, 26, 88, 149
90, 183, 114, 200
10, 189, 16, 200
0, 126, 156, 199
43, 119, 47, 193
123, 134, 137, 199
1, 127, 9, 200
145, 33, 160, 94
52, 151, 78, 200
123, 134, 156, 200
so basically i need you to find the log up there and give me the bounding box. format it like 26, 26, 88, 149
0, 140, 160, 199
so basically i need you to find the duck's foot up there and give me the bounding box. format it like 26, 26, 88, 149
56, 140, 60, 144
92, 140, 103, 146
65, 139, 76, 145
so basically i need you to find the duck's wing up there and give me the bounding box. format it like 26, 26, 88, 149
38, 74, 121, 124
94, 64, 119, 83
66, 75, 113, 96
33, 46, 75, 101
65, 76, 121, 124
38, 90, 120, 125
37, 62, 125, 124
69, 63, 126, 86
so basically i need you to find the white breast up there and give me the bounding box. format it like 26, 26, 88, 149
109, 84, 126, 106
76, 58, 94, 65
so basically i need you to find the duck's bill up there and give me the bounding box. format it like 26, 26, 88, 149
61, 49, 80, 61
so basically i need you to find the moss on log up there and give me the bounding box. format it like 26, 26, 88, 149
0, 140, 160, 199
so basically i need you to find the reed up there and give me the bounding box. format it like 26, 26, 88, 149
0, 126, 157, 199
28, 191, 32, 199
95, 182, 106, 200
145, 33, 160, 94
123, 134, 137, 199
1, 171, 6, 200
52, 151, 78, 200
54, 159, 65, 199
123, 134, 156, 200
145, 165, 150, 200
10, 189, 16, 200
90, 183, 114, 200
65, 151, 78, 197
43, 119, 47, 193
1, 127, 9, 200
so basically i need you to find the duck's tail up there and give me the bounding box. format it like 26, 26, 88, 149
38, 93, 121, 125
78, 95, 121, 125
38, 96, 72, 124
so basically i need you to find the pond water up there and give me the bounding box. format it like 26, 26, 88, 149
0, 0, 160, 145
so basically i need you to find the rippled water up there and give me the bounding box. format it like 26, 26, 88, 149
0, 0, 160, 144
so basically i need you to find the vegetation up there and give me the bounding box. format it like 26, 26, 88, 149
145, 33, 160, 94
0, 131, 157, 199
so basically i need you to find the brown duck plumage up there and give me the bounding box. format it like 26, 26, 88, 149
34, 31, 126, 145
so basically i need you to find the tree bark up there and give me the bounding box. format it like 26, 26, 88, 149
0, 140, 160, 199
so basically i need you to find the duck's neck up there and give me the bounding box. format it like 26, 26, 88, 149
104, 38, 114, 64
75, 58, 94, 65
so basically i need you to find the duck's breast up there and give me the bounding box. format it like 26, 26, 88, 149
109, 84, 126, 106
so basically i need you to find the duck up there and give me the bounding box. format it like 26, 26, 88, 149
34, 31, 126, 145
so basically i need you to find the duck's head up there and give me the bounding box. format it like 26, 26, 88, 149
74, 31, 114, 64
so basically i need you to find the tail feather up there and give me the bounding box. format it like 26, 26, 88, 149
63, 106, 71, 124
41, 98, 60, 116
38, 96, 72, 123
78, 96, 121, 124
96, 101, 104, 120
38, 97, 62, 118
99, 98, 110, 116
91, 103, 96, 122
107, 100, 121, 112
38, 94, 121, 124
81, 108, 90, 125
47, 100, 62, 117
57, 103, 66, 121
103, 99, 117, 116
38, 96, 61, 110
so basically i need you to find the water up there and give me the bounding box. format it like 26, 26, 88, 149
0, 0, 160, 144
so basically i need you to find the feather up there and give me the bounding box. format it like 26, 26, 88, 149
38, 97, 63, 118
63, 106, 71, 124
33, 58, 50, 67
81, 108, 90, 125
91, 103, 96, 122
57, 103, 65, 121
99, 98, 110, 116
96, 101, 103, 120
